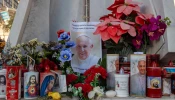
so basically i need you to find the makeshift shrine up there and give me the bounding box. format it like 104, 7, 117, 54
1, 0, 175, 100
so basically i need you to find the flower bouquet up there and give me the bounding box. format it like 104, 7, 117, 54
20, 38, 45, 66
4, 44, 23, 66
94, 0, 171, 54
42, 30, 76, 74
66, 65, 107, 100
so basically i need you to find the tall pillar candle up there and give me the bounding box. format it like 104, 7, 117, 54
147, 67, 162, 98
115, 74, 129, 97
24, 65, 39, 99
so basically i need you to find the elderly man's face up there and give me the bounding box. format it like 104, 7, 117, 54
76, 36, 93, 60
137, 60, 146, 75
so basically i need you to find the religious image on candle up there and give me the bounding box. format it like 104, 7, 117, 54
130, 54, 146, 97
106, 54, 119, 89
70, 22, 102, 74
0, 69, 6, 98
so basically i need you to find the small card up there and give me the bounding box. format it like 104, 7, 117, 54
26, 55, 35, 68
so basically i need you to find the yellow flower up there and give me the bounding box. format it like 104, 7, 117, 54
48, 92, 61, 100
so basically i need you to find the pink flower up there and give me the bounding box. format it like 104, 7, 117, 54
94, 17, 136, 44
93, 17, 121, 43
108, 0, 140, 18
135, 13, 153, 25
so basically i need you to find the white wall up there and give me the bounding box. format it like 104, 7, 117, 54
20, 0, 50, 43
49, 0, 84, 41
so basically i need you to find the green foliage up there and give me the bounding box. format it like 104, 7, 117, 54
6, 44, 23, 66
98, 57, 106, 69
164, 17, 171, 26
21, 38, 45, 65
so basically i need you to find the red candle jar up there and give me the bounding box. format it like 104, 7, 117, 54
21, 67, 28, 98
172, 74, 175, 94
147, 67, 162, 98
151, 54, 160, 67
146, 54, 151, 67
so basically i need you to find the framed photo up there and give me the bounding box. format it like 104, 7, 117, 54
51, 70, 67, 93
106, 54, 119, 89
0, 69, 6, 98
70, 22, 102, 74
130, 54, 146, 97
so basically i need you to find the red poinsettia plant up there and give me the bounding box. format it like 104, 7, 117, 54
66, 65, 107, 100
94, 0, 171, 54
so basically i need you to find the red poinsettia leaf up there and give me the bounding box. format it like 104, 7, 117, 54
99, 26, 108, 31
120, 22, 130, 30
93, 27, 101, 35
117, 5, 127, 13
115, 12, 123, 19
96, 22, 107, 27
107, 4, 118, 11
107, 0, 125, 11
107, 26, 118, 36
101, 31, 110, 41
110, 22, 120, 26
110, 35, 121, 44
128, 26, 136, 37
123, 6, 134, 15
109, 16, 120, 21
125, 0, 132, 4
117, 28, 127, 36
133, 6, 140, 12
135, 16, 145, 25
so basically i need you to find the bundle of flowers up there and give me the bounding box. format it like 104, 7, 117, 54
67, 65, 107, 100
94, 0, 171, 53
5, 44, 23, 66
20, 38, 45, 67
42, 30, 76, 74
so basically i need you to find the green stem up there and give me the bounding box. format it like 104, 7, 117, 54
143, 32, 147, 54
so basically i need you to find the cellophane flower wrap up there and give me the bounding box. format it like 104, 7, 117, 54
94, 0, 171, 54
66, 65, 107, 100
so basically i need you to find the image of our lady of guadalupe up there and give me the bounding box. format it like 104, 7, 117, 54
25, 75, 39, 97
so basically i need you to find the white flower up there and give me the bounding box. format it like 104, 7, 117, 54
21, 43, 24, 46
68, 86, 72, 92
41, 41, 46, 45
38, 51, 44, 56
60, 62, 64, 68
88, 91, 95, 99
16, 44, 21, 48
66, 69, 70, 74
93, 86, 104, 96
29, 38, 37, 43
